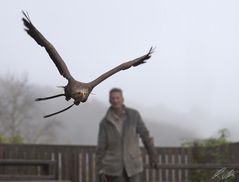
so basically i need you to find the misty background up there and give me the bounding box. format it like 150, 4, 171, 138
0, 1, 239, 146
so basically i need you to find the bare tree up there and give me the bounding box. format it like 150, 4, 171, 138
0, 73, 62, 143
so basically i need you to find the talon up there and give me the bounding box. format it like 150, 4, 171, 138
65, 97, 71, 101
74, 100, 80, 105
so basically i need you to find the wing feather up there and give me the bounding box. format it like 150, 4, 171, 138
89, 47, 154, 88
22, 11, 74, 81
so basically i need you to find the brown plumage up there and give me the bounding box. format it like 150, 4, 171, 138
22, 11, 154, 118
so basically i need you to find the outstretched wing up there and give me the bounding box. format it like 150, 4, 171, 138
22, 11, 74, 81
89, 47, 154, 88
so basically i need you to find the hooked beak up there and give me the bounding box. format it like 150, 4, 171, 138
80, 92, 84, 98
73, 92, 85, 105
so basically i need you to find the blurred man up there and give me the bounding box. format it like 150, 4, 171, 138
96, 88, 158, 182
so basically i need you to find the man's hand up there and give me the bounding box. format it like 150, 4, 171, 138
149, 159, 159, 169
148, 136, 159, 169
98, 173, 108, 182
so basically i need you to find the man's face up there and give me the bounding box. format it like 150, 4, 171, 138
109, 91, 124, 110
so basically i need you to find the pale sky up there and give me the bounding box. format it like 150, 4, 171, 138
1, 0, 239, 141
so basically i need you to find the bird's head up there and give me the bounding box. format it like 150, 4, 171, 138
72, 92, 85, 105
72, 87, 91, 105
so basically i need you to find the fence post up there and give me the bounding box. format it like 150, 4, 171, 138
229, 143, 239, 182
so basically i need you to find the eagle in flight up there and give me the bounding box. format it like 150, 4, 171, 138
22, 11, 154, 118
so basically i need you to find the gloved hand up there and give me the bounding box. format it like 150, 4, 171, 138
149, 158, 159, 169
98, 173, 108, 182
149, 150, 159, 169
148, 137, 159, 169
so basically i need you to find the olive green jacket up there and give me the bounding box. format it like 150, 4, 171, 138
96, 106, 156, 177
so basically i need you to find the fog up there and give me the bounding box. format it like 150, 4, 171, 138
1, 0, 239, 145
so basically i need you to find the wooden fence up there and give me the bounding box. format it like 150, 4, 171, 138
0, 143, 238, 182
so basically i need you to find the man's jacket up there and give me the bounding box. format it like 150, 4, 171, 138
96, 106, 156, 177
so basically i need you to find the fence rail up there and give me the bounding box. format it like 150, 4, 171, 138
0, 143, 238, 182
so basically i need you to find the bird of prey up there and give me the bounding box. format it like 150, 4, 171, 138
22, 11, 154, 118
